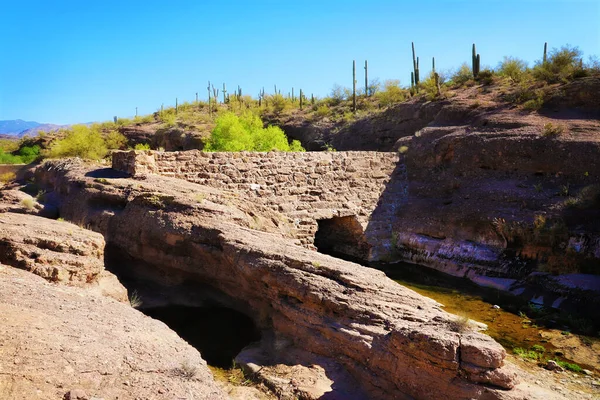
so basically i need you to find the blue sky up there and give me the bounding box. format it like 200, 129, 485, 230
1, 0, 598, 124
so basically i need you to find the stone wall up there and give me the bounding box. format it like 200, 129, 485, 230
112, 150, 404, 253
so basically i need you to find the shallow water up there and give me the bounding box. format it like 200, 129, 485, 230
375, 261, 599, 373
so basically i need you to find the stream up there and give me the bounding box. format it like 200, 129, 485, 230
375, 261, 600, 374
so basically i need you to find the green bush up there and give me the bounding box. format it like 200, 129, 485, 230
315, 104, 331, 118
0, 149, 24, 164
18, 145, 41, 163
541, 122, 564, 137
450, 63, 473, 86
476, 69, 495, 85
497, 57, 528, 82
104, 131, 128, 150
134, 143, 151, 150
0, 139, 19, 153
374, 79, 406, 107
533, 45, 584, 83
270, 93, 288, 114
46, 125, 108, 160
204, 112, 304, 152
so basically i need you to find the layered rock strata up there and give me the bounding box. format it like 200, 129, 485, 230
33, 158, 569, 399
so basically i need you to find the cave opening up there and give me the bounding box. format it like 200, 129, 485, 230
104, 245, 262, 369
142, 305, 261, 369
314, 215, 371, 263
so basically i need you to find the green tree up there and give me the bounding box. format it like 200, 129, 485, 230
204, 112, 304, 152
497, 56, 528, 82
46, 125, 108, 160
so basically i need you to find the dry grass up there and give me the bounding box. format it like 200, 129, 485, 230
448, 315, 471, 333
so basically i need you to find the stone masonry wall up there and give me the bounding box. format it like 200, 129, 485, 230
112, 150, 404, 252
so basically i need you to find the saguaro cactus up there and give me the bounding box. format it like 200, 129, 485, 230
352, 60, 357, 112
543, 42, 548, 64
299, 88, 303, 110
432, 57, 436, 74
472, 44, 481, 78
222, 83, 227, 103
412, 42, 420, 86
175, 98, 178, 114
434, 72, 441, 96
207, 81, 212, 114
364, 60, 368, 97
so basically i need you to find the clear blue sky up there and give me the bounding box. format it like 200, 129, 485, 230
1, 0, 598, 124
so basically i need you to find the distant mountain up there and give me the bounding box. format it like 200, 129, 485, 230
0, 120, 41, 135
0, 120, 70, 138
18, 124, 67, 137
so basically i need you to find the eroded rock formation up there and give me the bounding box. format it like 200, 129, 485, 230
32, 158, 574, 399
0, 264, 226, 400
0, 211, 127, 302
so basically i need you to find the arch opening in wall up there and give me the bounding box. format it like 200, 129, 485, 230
314, 215, 371, 263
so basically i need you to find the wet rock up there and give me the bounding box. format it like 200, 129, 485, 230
546, 360, 564, 371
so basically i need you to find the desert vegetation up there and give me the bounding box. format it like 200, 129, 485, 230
2, 42, 597, 162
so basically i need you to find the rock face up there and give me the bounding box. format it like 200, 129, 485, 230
34, 158, 569, 400
0, 212, 105, 285
0, 264, 226, 400
112, 150, 404, 250
0, 211, 130, 302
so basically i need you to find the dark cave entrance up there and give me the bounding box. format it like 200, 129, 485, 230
104, 245, 262, 369
314, 216, 371, 263
142, 305, 261, 369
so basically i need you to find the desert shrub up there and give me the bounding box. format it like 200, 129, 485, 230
533, 45, 584, 83
448, 315, 470, 333
270, 93, 288, 114
0, 139, 19, 153
315, 104, 331, 117
17, 145, 41, 164
0, 149, 24, 164
420, 72, 449, 100
0, 172, 16, 183
476, 69, 495, 85
564, 184, 600, 209
20, 198, 34, 210
450, 63, 473, 86
46, 125, 108, 160
586, 55, 600, 74
374, 79, 406, 107
204, 112, 304, 152
366, 78, 381, 96
513, 347, 545, 361
134, 143, 151, 150
133, 114, 155, 124
542, 122, 564, 137
522, 96, 544, 111
115, 118, 133, 127
104, 131, 128, 150
328, 84, 346, 105
497, 57, 528, 82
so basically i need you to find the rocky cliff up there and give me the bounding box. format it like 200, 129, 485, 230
31, 158, 578, 399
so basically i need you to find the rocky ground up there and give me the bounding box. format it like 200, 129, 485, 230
0, 265, 226, 400
16, 157, 595, 399
1, 76, 599, 399
0, 204, 227, 399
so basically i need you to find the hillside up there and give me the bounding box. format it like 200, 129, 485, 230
0, 119, 41, 135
